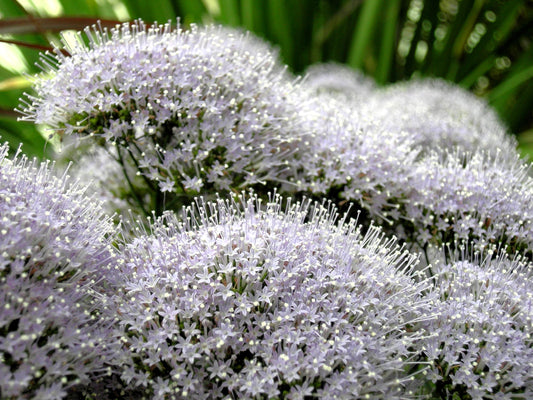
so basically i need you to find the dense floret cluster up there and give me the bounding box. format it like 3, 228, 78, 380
0, 143, 116, 399
9, 19, 533, 400
294, 93, 533, 260
19, 21, 310, 210
296, 71, 533, 260
422, 252, 533, 399
295, 89, 419, 219
106, 194, 432, 399
303, 62, 376, 103
361, 79, 517, 158
403, 151, 533, 257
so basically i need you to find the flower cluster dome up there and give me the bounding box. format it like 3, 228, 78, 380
107, 194, 433, 399
295, 86, 419, 220
303, 62, 376, 103
19, 20, 310, 200
422, 251, 533, 399
361, 78, 517, 158
0, 143, 116, 399
297, 70, 531, 259
404, 150, 533, 257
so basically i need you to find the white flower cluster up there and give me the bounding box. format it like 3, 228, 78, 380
361, 79, 517, 158
0, 143, 117, 399
423, 251, 533, 399
299, 69, 532, 260
10, 19, 533, 399
106, 194, 432, 399
19, 20, 309, 204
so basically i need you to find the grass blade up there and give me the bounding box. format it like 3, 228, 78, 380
488, 65, 533, 103
375, 0, 401, 84
121, 0, 176, 23
456, 1, 522, 81
174, 0, 207, 24
218, 0, 241, 26
241, 0, 266, 35
457, 55, 495, 88
347, 0, 384, 70
431, 0, 474, 77
267, 0, 293, 65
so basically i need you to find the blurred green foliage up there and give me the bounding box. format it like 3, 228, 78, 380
0, 0, 532, 159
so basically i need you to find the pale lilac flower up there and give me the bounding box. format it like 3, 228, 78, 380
303, 62, 376, 103
107, 194, 433, 399
421, 251, 533, 399
403, 150, 533, 258
362, 78, 518, 158
297, 83, 532, 259
0, 143, 117, 399
18, 21, 309, 210
289, 71, 532, 263
296, 74, 530, 259
294, 88, 419, 220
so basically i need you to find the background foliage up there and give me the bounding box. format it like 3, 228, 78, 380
0, 0, 532, 159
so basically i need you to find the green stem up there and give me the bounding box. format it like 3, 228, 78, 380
116, 144, 150, 218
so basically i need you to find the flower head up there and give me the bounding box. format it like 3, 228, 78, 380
295, 88, 419, 220
0, 143, 116, 398
303, 62, 376, 103
108, 194, 432, 399
19, 20, 309, 208
403, 150, 533, 258
421, 250, 533, 399
362, 79, 517, 158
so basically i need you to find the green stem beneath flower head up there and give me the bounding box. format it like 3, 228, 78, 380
116, 144, 150, 218
129, 136, 196, 214
155, 188, 163, 216
124, 142, 170, 215
127, 141, 159, 193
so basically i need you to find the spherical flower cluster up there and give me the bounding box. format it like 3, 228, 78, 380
107, 194, 433, 399
362, 78, 517, 158
403, 150, 533, 258
421, 251, 533, 399
303, 62, 376, 103
295, 87, 419, 220
18, 20, 309, 206
0, 143, 116, 399
19, 19, 530, 262
297, 72, 531, 259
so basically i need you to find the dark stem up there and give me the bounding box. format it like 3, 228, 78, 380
116, 145, 150, 218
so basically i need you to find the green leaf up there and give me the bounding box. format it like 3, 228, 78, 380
488, 65, 533, 103
374, 0, 401, 84
0, 118, 51, 160
0, 0, 30, 17
492, 79, 533, 134
417, 0, 442, 78
432, 0, 476, 77
240, 0, 267, 36
218, 0, 240, 26
517, 127, 533, 159
121, 0, 177, 23
458, 55, 495, 89
174, 0, 207, 24
347, 0, 383, 70
403, 0, 435, 78
457, 0, 523, 81
266, 0, 293, 65
0, 76, 33, 91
